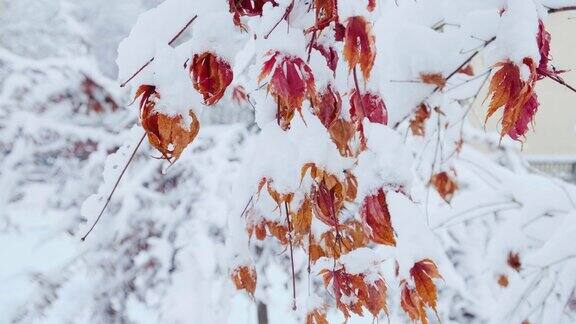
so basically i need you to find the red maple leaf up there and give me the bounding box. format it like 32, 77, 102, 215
190, 52, 233, 105
259, 52, 316, 130
343, 16, 376, 80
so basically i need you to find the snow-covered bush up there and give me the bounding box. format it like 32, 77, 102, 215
2, 0, 576, 323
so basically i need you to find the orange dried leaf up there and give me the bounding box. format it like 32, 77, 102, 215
409, 103, 431, 136
485, 59, 538, 140
400, 281, 428, 324
231, 265, 257, 296
420, 73, 446, 89
343, 16, 376, 80
136, 85, 200, 162
292, 197, 313, 236
328, 118, 356, 157
430, 171, 458, 203
410, 259, 442, 311
497, 274, 509, 287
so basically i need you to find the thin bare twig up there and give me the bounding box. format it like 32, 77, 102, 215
81, 133, 147, 241
120, 15, 198, 88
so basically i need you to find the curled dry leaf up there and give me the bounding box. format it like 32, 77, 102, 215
313, 44, 338, 74
229, 0, 278, 27
430, 171, 458, 203
485, 58, 538, 140
409, 103, 431, 136
343, 16, 376, 80
361, 188, 396, 246
537, 20, 551, 76
507, 251, 522, 272
420, 73, 446, 89
231, 265, 257, 296
259, 52, 316, 130
190, 52, 233, 105
313, 84, 341, 129
136, 85, 200, 162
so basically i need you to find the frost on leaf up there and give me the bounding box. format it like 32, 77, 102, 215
485, 58, 538, 141
259, 52, 316, 130
343, 16, 376, 80
190, 52, 233, 105
231, 265, 257, 296
409, 103, 431, 136
361, 188, 396, 246
430, 171, 458, 203
136, 85, 200, 162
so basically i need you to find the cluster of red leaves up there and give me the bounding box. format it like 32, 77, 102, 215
401, 259, 442, 324
321, 268, 388, 318
259, 52, 316, 130
136, 85, 200, 162
231, 265, 257, 296
485, 58, 538, 140
343, 16, 376, 80
360, 188, 396, 246
485, 21, 557, 141
190, 52, 233, 105
430, 171, 459, 203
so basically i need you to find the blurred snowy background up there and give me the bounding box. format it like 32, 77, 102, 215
1, 1, 576, 324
